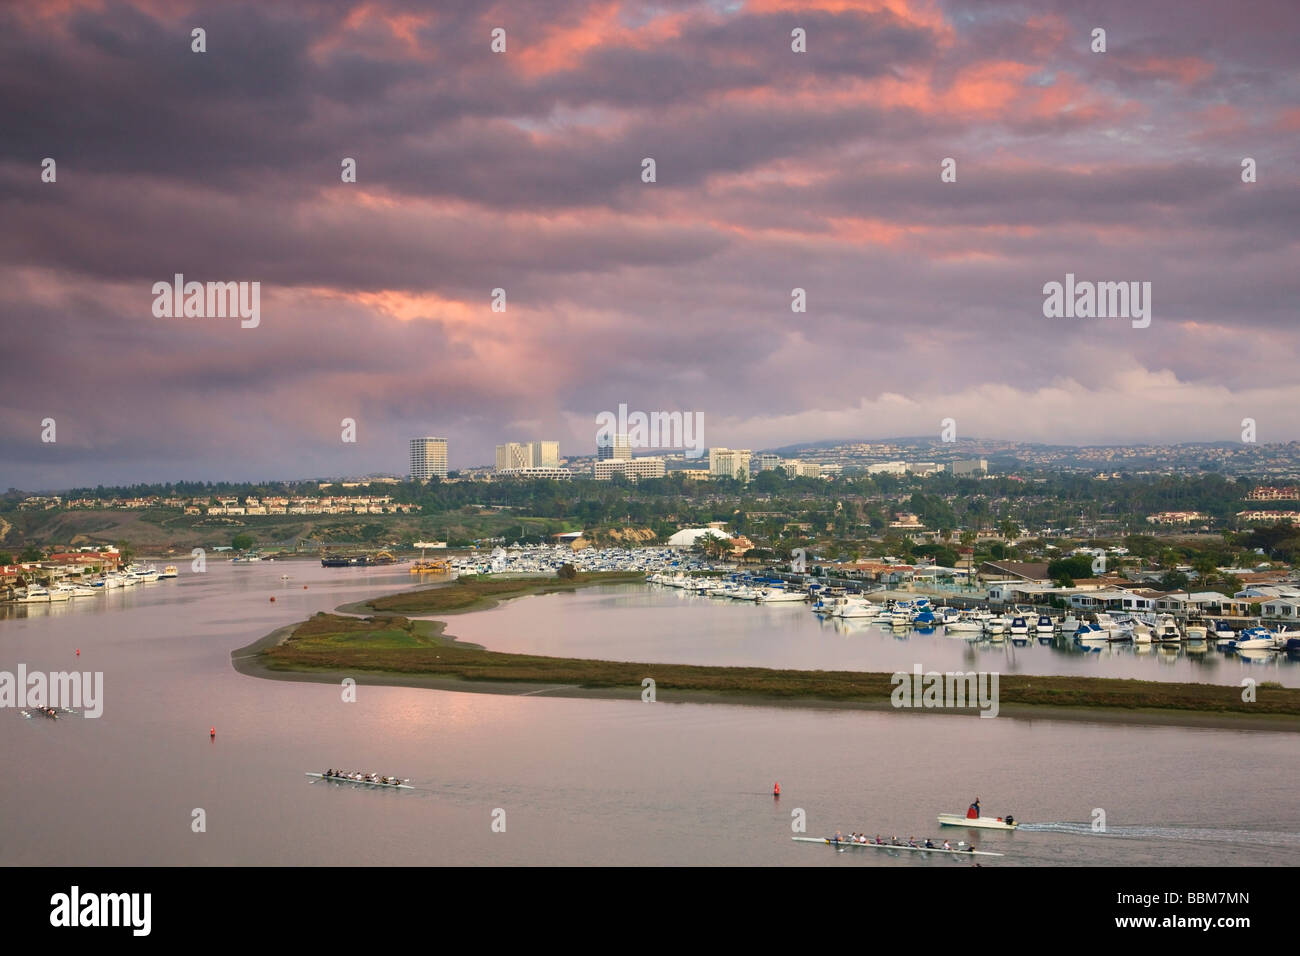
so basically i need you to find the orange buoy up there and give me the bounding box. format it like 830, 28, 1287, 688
209, 727, 216, 738
773, 782, 781, 796
75, 649, 80, 656
303, 585, 308, 589
270, 596, 276, 602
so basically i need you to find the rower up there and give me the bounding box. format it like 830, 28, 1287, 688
924, 838, 935, 849
943, 840, 952, 851
1005, 814, 1015, 827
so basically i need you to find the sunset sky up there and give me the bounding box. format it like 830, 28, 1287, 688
2, 0, 1297, 487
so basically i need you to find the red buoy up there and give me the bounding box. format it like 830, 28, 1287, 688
270, 596, 276, 602
76, 649, 80, 656
209, 727, 216, 738
773, 782, 781, 797
303, 585, 308, 589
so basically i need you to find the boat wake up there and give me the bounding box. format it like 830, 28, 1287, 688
1019, 822, 1300, 847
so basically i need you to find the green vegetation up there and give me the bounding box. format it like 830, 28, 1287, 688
260, 613, 1300, 719
360, 571, 645, 616
232, 532, 254, 551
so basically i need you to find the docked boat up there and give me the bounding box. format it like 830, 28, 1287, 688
1034, 615, 1055, 635
67, 583, 101, 596
47, 585, 75, 602
944, 611, 982, 633
1151, 615, 1182, 642
983, 616, 1007, 635
159, 565, 179, 579
937, 813, 1018, 830
1008, 616, 1030, 638
1234, 628, 1275, 651
755, 587, 806, 604
828, 597, 879, 619
793, 837, 1003, 857
16, 586, 51, 603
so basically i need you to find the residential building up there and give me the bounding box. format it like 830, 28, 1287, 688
410, 437, 449, 481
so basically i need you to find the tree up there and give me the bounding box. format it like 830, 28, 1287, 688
0, 551, 12, 565
557, 563, 578, 580
19, 546, 43, 562
232, 533, 254, 551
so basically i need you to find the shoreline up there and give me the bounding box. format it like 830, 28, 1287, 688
230, 584, 1300, 732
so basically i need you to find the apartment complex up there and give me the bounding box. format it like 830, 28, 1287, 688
409, 437, 449, 481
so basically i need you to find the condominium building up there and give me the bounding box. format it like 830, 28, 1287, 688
709, 448, 752, 481
409, 437, 448, 481
755, 453, 782, 473
594, 458, 666, 481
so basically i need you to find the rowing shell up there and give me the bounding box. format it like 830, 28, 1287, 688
793, 837, 1003, 857
937, 814, 1017, 830
305, 773, 413, 789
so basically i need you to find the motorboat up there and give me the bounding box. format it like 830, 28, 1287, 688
1234, 628, 1275, 651
1151, 615, 1182, 642
1008, 616, 1030, 638
16, 586, 51, 603
1035, 614, 1055, 634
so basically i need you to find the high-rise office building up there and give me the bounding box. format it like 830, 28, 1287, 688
409, 437, 448, 480
709, 448, 752, 482
597, 433, 631, 460
594, 458, 666, 481
496, 440, 561, 472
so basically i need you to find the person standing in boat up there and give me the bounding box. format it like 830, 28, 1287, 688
966, 797, 981, 819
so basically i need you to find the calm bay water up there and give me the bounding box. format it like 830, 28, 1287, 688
446, 585, 1300, 687
1, 564, 1297, 866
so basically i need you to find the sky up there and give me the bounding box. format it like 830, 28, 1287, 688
1, 0, 1297, 488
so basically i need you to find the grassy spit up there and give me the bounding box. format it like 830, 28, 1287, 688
248, 601, 1300, 724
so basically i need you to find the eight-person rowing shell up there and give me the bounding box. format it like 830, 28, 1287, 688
307, 770, 412, 788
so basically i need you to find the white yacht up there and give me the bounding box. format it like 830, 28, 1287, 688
755, 587, 807, 604
17, 586, 51, 603
47, 585, 75, 601
1151, 615, 1182, 642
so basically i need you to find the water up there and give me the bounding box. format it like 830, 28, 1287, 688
445, 585, 1300, 686
1, 563, 1296, 865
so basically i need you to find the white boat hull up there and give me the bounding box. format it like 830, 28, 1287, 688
937, 814, 1018, 830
